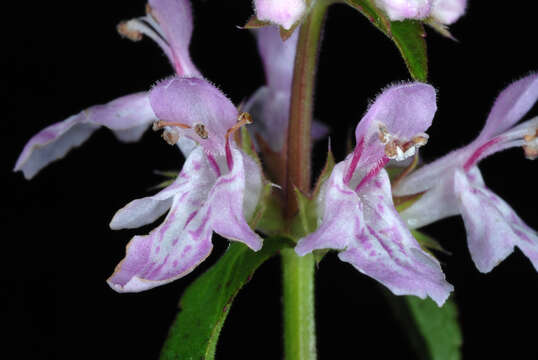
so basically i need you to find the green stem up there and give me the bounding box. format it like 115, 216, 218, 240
282, 1, 329, 358
282, 249, 317, 360
285, 0, 329, 215
282, 1, 329, 359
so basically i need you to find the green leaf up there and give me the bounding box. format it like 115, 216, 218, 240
160, 237, 291, 360
345, 0, 428, 81
385, 293, 462, 360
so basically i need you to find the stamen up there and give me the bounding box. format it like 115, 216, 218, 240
225, 112, 253, 170
378, 124, 428, 162
194, 123, 209, 140
162, 129, 179, 145
116, 18, 172, 62
523, 128, 538, 160
117, 21, 143, 41
226, 113, 253, 142
153, 120, 191, 145
153, 120, 192, 130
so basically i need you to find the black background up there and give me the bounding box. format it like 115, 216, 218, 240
5, 0, 537, 359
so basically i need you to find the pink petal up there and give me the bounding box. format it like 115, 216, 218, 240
477, 73, 538, 142
398, 172, 460, 229
110, 147, 214, 230
244, 87, 290, 151
14, 93, 155, 179
107, 185, 214, 292
295, 162, 452, 305
108, 147, 264, 292
254, 0, 306, 30
208, 148, 263, 251
148, 0, 200, 77
431, 0, 466, 25
350, 83, 436, 179
374, 0, 432, 21
245, 27, 301, 151
149, 77, 238, 155
467, 117, 538, 166
295, 161, 364, 256
342, 170, 453, 306
454, 168, 538, 272
256, 26, 298, 93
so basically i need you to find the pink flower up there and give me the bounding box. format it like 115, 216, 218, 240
254, 0, 307, 30
16, 0, 266, 292
295, 83, 453, 306
394, 73, 538, 273
373, 0, 466, 25
374, 0, 432, 21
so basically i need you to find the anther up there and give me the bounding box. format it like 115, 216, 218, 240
378, 125, 390, 144
162, 129, 179, 145
145, 3, 153, 16
378, 124, 429, 161
193, 123, 209, 139
117, 21, 143, 41
238, 112, 253, 125
523, 128, 538, 160
226, 112, 253, 142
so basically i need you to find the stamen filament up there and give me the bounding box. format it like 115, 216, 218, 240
153, 120, 192, 130
225, 112, 253, 170
117, 19, 173, 62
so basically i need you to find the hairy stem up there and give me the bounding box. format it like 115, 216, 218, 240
282, 249, 317, 360
285, 0, 329, 216
282, 1, 330, 359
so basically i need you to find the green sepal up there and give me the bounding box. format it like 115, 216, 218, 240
239, 126, 260, 167
384, 292, 462, 360
290, 187, 319, 240
312, 146, 336, 196
412, 229, 451, 255
344, 0, 428, 81
238, 125, 286, 235
243, 16, 271, 29
160, 237, 292, 360
252, 183, 284, 235
289, 148, 336, 239
242, 15, 300, 41
148, 179, 175, 191
148, 170, 179, 190
395, 192, 423, 213
386, 166, 405, 181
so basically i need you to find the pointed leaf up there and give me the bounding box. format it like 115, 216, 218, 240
160, 237, 291, 360
385, 292, 462, 360
345, 0, 428, 81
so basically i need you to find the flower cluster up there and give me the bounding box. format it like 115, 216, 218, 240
15, 0, 537, 307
